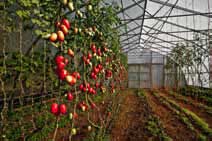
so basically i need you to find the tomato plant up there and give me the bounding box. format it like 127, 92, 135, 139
44, 0, 126, 140
0, 0, 127, 140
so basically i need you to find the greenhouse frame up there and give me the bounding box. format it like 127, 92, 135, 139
0, 0, 212, 140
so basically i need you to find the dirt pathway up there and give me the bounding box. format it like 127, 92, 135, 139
111, 89, 155, 141
158, 90, 212, 128
145, 90, 197, 141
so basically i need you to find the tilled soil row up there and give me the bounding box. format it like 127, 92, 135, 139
145, 90, 197, 141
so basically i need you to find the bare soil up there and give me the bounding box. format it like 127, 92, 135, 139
145, 90, 197, 141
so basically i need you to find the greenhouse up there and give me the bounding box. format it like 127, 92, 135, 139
0, 0, 212, 140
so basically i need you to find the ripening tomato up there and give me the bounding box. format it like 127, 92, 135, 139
64, 58, 69, 65
51, 103, 59, 115
61, 18, 70, 29
66, 75, 76, 85
59, 104, 67, 114
60, 24, 69, 35
78, 102, 88, 111
74, 27, 78, 34
73, 112, 78, 119
72, 72, 80, 80
85, 59, 90, 65
49, 33, 58, 42
67, 48, 74, 58
70, 76, 76, 85
103, 47, 108, 52
66, 75, 73, 83
57, 30, 65, 42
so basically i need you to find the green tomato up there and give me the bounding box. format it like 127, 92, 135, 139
68, 2, 74, 11
88, 5, 92, 11
71, 128, 77, 135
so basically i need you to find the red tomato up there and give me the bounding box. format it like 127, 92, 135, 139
97, 64, 103, 70
97, 48, 102, 56
57, 62, 66, 70
59, 104, 67, 114
72, 72, 80, 80
61, 18, 70, 29
79, 84, 84, 91
90, 43, 96, 51
51, 103, 59, 115
95, 82, 100, 88
90, 102, 96, 109
88, 87, 93, 94
90, 72, 97, 79
82, 55, 87, 62
87, 52, 92, 59
57, 69, 68, 80
83, 87, 87, 92
55, 55, 64, 65
67, 92, 74, 101
93, 66, 99, 74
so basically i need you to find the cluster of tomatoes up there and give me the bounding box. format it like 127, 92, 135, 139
55, 55, 80, 85
49, 18, 70, 42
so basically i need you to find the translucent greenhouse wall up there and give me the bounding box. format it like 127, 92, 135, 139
128, 49, 186, 88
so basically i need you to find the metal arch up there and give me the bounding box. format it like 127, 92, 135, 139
143, 25, 209, 52
149, 0, 212, 18
116, 0, 146, 14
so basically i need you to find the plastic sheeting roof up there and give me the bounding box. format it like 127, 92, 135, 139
108, 0, 211, 56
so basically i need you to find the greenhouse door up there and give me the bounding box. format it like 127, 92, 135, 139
128, 64, 164, 88
151, 65, 164, 88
